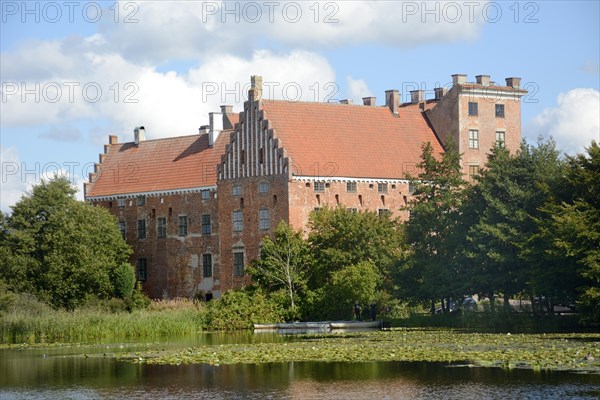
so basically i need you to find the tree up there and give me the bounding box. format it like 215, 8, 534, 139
465, 139, 564, 311
248, 221, 312, 316
325, 261, 379, 320
308, 207, 405, 292
0, 177, 133, 309
535, 142, 600, 322
402, 140, 467, 312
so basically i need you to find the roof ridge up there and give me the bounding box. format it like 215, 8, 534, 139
261, 99, 386, 108
114, 130, 235, 145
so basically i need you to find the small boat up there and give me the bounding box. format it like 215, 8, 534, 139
253, 320, 380, 331
330, 321, 381, 329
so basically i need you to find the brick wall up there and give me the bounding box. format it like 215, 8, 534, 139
93, 189, 220, 299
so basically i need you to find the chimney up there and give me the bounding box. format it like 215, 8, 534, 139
220, 105, 233, 115
363, 96, 376, 106
134, 126, 145, 145
209, 112, 223, 146
476, 75, 490, 86
249, 75, 263, 100
410, 90, 425, 104
505, 77, 521, 89
434, 87, 448, 100
385, 89, 400, 115
199, 125, 210, 135
339, 99, 353, 105
452, 74, 467, 85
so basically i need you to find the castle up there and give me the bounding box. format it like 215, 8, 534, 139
84, 74, 526, 299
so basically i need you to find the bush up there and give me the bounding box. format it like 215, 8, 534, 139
114, 263, 136, 299
202, 288, 284, 330
126, 282, 151, 311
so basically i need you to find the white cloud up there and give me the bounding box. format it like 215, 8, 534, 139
1, 34, 336, 140
527, 88, 600, 155
0, 146, 85, 212
0, 146, 33, 212
93, 1, 485, 64
346, 76, 373, 104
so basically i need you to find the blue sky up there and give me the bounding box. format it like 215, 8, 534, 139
1, 1, 599, 211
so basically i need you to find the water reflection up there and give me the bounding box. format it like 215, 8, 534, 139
1, 338, 599, 399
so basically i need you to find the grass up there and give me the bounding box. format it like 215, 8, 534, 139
117, 329, 600, 373
0, 297, 204, 343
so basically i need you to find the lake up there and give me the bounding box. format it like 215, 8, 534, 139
1, 333, 599, 399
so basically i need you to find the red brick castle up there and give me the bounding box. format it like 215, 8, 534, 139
84, 74, 527, 299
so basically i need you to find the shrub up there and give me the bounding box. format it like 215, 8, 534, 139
202, 288, 284, 330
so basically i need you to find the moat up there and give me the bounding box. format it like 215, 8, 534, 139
2, 333, 598, 399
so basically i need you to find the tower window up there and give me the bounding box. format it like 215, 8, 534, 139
495, 104, 505, 118
469, 165, 480, 181
468, 102, 478, 116
469, 129, 479, 149
496, 131, 506, 148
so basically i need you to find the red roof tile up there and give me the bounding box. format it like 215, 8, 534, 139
261, 101, 443, 180
86, 132, 228, 197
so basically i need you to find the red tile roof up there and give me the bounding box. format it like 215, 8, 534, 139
261, 101, 444, 180
86, 132, 228, 197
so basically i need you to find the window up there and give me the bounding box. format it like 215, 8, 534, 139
259, 182, 270, 193
346, 181, 357, 192
136, 195, 146, 206
378, 209, 390, 217
137, 219, 146, 239
178, 216, 188, 237
117, 197, 126, 208
201, 190, 210, 200
347, 208, 358, 213
201, 214, 211, 235
495, 104, 505, 118
157, 218, 166, 238
408, 182, 416, 194
313, 207, 322, 213
314, 181, 325, 192
232, 185, 242, 196
469, 165, 480, 181
233, 251, 245, 276
468, 102, 478, 116
378, 183, 388, 193
259, 208, 270, 230
137, 258, 147, 282
469, 129, 479, 149
233, 210, 243, 232
202, 254, 212, 278
496, 131, 506, 148
118, 221, 126, 238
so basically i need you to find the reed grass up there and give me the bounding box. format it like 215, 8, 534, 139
0, 297, 205, 343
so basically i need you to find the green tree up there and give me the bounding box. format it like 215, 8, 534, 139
308, 207, 404, 292
465, 139, 563, 311
402, 140, 467, 312
325, 261, 379, 320
248, 221, 312, 316
0, 177, 133, 309
535, 142, 600, 322
114, 262, 136, 299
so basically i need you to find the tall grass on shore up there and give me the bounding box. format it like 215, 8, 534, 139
0, 296, 204, 343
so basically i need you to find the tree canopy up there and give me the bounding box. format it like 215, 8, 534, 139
0, 177, 134, 309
